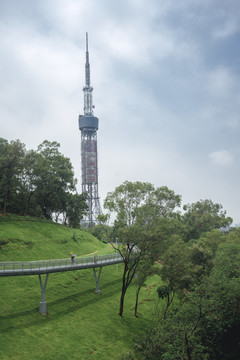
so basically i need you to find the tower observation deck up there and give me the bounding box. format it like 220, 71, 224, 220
78, 33, 101, 226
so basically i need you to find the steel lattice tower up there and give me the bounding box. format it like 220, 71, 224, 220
78, 33, 101, 226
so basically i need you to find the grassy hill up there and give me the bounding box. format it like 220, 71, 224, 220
0, 215, 160, 360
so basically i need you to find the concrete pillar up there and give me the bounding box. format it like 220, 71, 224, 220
93, 267, 102, 295
38, 274, 49, 315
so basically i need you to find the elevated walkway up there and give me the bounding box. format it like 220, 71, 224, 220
0, 253, 123, 276
0, 253, 123, 315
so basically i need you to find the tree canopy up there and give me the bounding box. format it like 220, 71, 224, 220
182, 199, 232, 242
103, 180, 182, 316
0, 138, 88, 226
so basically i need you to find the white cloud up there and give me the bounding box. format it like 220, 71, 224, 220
209, 150, 234, 166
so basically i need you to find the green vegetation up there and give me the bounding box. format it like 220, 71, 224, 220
0, 214, 160, 360
99, 181, 239, 359
138, 237, 240, 360
0, 138, 88, 225
102, 181, 182, 316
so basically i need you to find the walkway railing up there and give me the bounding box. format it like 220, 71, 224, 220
0, 253, 123, 276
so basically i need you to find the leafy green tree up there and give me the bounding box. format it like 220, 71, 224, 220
160, 239, 196, 317
0, 138, 12, 213
225, 226, 240, 244
32, 140, 76, 219
135, 186, 182, 231
64, 192, 88, 228
104, 181, 155, 316
189, 229, 225, 279
104, 181, 155, 228
0, 138, 25, 214
12, 149, 40, 216
0, 138, 88, 225
112, 225, 149, 316
182, 199, 232, 242
104, 181, 181, 316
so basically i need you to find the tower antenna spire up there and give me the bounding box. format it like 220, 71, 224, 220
83, 32, 93, 114
78, 33, 102, 226
86, 32, 88, 52
85, 32, 90, 87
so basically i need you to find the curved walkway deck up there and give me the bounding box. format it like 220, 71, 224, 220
0, 253, 123, 276
0, 253, 124, 315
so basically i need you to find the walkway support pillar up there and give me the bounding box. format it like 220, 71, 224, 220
93, 267, 102, 295
38, 274, 49, 316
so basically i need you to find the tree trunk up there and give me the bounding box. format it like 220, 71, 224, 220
134, 285, 141, 317
185, 333, 192, 360
163, 292, 175, 319
3, 191, 7, 215
119, 291, 126, 317
118, 263, 128, 316
117, 254, 140, 317
24, 192, 33, 216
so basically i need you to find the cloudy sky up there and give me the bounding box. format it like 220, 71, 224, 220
1, 0, 240, 224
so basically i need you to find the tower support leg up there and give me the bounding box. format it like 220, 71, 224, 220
93, 267, 102, 295
38, 274, 49, 315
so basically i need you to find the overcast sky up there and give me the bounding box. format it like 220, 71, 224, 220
1, 0, 240, 224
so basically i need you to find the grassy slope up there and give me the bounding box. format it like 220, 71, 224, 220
0, 215, 160, 360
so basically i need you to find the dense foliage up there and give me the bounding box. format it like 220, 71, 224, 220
0, 138, 88, 226
136, 232, 240, 360
100, 181, 238, 359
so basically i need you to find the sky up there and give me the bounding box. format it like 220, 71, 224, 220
0, 0, 240, 224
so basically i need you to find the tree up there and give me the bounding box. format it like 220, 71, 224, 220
113, 226, 150, 316
0, 138, 88, 224
135, 186, 182, 230
0, 138, 25, 214
64, 192, 88, 228
103, 181, 181, 316
189, 229, 225, 279
182, 199, 232, 242
160, 239, 196, 317
13, 149, 40, 216
104, 181, 155, 228
33, 140, 77, 219
0, 138, 11, 213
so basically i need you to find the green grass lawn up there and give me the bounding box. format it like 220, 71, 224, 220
0, 215, 160, 360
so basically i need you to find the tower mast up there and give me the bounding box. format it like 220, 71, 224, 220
78, 32, 101, 226
84, 32, 93, 115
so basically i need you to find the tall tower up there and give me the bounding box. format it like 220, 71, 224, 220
78, 33, 101, 226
